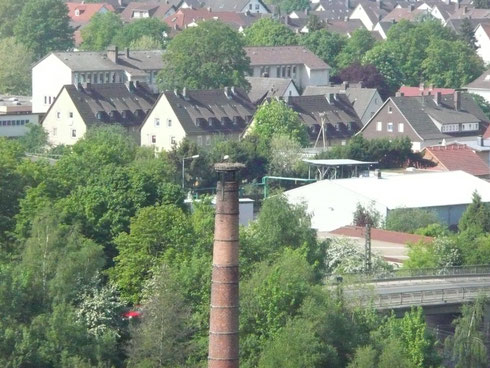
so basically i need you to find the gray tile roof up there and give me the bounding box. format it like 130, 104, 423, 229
286, 94, 362, 140
158, 87, 256, 135
63, 82, 158, 127
200, 0, 270, 12
245, 46, 330, 70
464, 68, 490, 90
303, 84, 377, 121
50, 49, 165, 73
391, 94, 489, 140
246, 77, 295, 103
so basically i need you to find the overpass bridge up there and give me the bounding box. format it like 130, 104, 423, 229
337, 265, 490, 311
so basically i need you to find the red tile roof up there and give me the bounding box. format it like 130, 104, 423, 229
66, 2, 115, 25
164, 8, 250, 30
330, 225, 433, 244
398, 85, 455, 97
423, 143, 490, 177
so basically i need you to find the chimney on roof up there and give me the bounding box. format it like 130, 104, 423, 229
183, 87, 187, 99
342, 81, 349, 90
125, 47, 130, 58
454, 90, 461, 111
224, 86, 232, 99
326, 93, 336, 104
434, 91, 442, 105
231, 86, 236, 95
107, 45, 119, 64
477, 136, 484, 146
409, 4, 414, 11
463, 6, 468, 14
208, 162, 244, 368
75, 82, 83, 91
128, 81, 135, 92
174, 88, 179, 97
395, 91, 404, 97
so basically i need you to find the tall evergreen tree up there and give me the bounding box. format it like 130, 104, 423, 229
460, 18, 478, 50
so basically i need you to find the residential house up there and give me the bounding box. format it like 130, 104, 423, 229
32, 46, 164, 113
303, 82, 383, 125
422, 143, 490, 178
245, 46, 331, 90
475, 23, 490, 65
373, 20, 394, 39
381, 6, 428, 22
359, 92, 489, 151
246, 77, 299, 104
324, 18, 366, 36
324, 225, 434, 264
460, 136, 490, 166
398, 84, 455, 97
349, 0, 397, 30
164, 8, 262, 32
445, 18, 490, 34
140, 87, 256, 151
0, 95, 39, 137
449, 6, 490, 20
292, 0, 352, 21
285, 170, 490, 231
42, 82, 157, 146
248, 93, 362, 147
120, 2, 176, 22
464, 68, 490, 103
200, 0, 270, 13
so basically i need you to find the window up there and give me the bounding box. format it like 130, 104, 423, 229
398, 123, 404, 132
206, 135, 211, 145
292, 65, 297, 77
154, 118, 160, 127
44, 96, 47, 104
71, 129, 77, 138
387, 122, 393, 132
347, 122, 352, 131
335, 123, 340, 131
255, 3, 260, 10
388, 106, 393, 114
69, 112, 73, 118
249, 3, 252, 9
48, 96, 52, 104
53, 128, 57, 136
170, 136, 176, 145
151, 135, 156, 144
167, 119, 172, 127
56, 112, 61, 119
197, 135, 203, 146
376, 121, 382, 131
462, 123, 479, 131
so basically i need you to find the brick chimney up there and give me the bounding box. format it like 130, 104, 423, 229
107, 45, 119, 64
454, 91, 461, 111
208, 163, 244, 368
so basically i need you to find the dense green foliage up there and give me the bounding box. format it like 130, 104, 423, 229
299, 29, 347, 72
385, 208, 442, 234
244, 18, 298, 46
251, 99, 309, 147
0, 38, 33, 95
158, 20, 250, 91
14, 0, 73, 59
81, 14, 169, 51
265, 0, 310, 13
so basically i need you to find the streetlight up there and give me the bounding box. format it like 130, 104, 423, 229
182, 154, 199, 189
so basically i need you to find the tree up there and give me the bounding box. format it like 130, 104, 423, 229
112, 18, 169, 49
129, 35, 162, 50
244, 18, 298, 46
347, 345, 377, 368
251, 99, 309, 146
14, 0, 73, 59
385, 208, 441, 233
0, 0, 24, 38
445, 297, 489, 368
458, 191, 490, 234
306, 14, 325, 32
0, 38, 33, 95
352, 202, 381, 228
460, 18, 478, 49
336, 29, 376, 69
474, 0, 490, 9
19, 124, 49, 153
299, 29, 347, 71
127, 266, 195, 368
158, 20, 250, 90
471, 93, 490, 119
363, 44, 405, 94
268, 134, 307, 177
337, 63, 390, 99
80, 12, 123, 51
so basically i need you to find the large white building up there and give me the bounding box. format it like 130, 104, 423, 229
32, 47, 164, 113
285, 170, 490, 231
245, 46, 331, 90
0, 95, 39, 137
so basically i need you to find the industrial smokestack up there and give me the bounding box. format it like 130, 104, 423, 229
208, 162, 244, 368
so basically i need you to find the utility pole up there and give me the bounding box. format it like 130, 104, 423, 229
365, 223, 372, 273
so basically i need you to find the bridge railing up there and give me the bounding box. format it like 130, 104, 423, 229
328, 265, 490, 283
372, 285, 490, 309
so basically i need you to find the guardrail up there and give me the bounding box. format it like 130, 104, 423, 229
328, 265, 490, 283
372, 285, 490, 309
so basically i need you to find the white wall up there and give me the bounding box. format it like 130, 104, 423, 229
283, 81, 300, 97
32, 54, 72, 114
242, 0, 269, 13
42, 88, 87, 146
373, 22, 387, 39
0, 114, 39, 137
475, 25, 490, 65
359, 90, 384, 125
307, 68, 330, 87
140, 94, 187, 151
